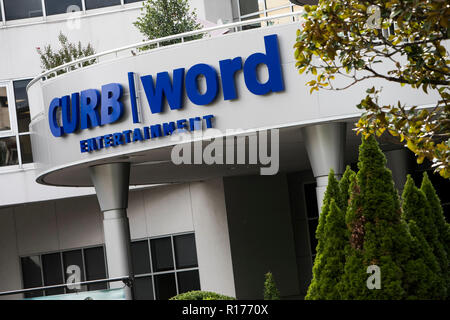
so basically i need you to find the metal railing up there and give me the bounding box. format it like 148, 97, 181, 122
0, 276, 131, 297
27, 10, 304, 90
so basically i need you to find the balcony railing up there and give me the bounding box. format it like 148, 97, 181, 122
27, 10, 304, 90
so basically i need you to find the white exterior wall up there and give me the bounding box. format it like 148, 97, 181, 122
0, 0, 235, 207
0, 178, 236, 298
0, 5, 147, 207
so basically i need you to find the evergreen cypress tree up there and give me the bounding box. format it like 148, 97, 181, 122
402, 175, 447, 297
314, 199, 348, 299
339, 166, 356, 213
315, 170, 341, 252
420, 172, 449, 297
305, 170, 340, 299
263, 272, 280, 300
339, 136, 410, 299
403, 220, 443, 299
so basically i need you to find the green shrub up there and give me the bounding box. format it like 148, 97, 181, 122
420, 172, 450, 296
169, 291, 235, 300
134, 0, 202, 49
402, 175, 447, 299
37, 32, 96, 76
305, 135, 448, 300
263, 272, 280, 300
339, 135, 411, 299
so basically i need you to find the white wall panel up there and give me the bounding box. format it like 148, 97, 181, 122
143, 184, 194, 237
14, 201, 59, 256
0, 169, 95, 207
54, 196, 104, 249
127, 189, 148, 240
0, 8, 144, 81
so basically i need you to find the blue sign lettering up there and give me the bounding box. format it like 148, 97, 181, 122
49, 34, 284, 137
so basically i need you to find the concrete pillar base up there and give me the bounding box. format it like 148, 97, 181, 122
301, 122, 346, 213
89, 162, 133, 300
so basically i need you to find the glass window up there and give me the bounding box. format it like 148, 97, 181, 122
13, 80, 31, 133
45, 0, 82, 16
130, 233, 200, 299
21, 246, 107, 297
174, 234, 198, 269
19, 135, 33, 164
84, 246, 107, 291
131, 240, 151, 275
85, 0, 121, 10
304, 183, 319, 256
21, 256, 43, 298
124, 0, 143, 3
42, 253, 65, 296
154, 273, 176, 300
0, 136, 18, 166
0, 86, 11, 131
177, 270, 200, 294
62, 249, 86, 293
134, 276, 154, 300
3, 0, 43, 21
151, 237, 174, 272
304, 183, 318, 219
239, 0, 262, 16
238, 0, 264, 29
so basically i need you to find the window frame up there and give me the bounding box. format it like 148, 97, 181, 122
303, 182, 319, 261
18, 232, 200, 299
0, 80, 17, 138
19, 244, 109, 298
1, 0, 44, 22
0, 78, 35, 170
0, 80, 21, 169
0, 0, 144, 26
132, 231, 200, 300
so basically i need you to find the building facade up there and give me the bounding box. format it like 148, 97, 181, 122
0, 0, 448, 300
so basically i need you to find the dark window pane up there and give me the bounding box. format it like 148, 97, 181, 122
239, 0, 260, 16
308, 218, 318, 255
42, 253, 65, 296
151, 237, 174, 272
0, 136, 18, 166
4, 0, 43, 21
45, 0, 82, 16
124, 0, 143, 3
85, 0, 121, 10
134, 276, 154, 300
0, 86, 11, 131
63, 250, 86, 293
84, 246, 107, 291
13, 79, 31, 133
239, 0, 262, 30
154, 274, 176, 300
304, 183, 319, 218
174, 234, 198, 269
177, 270, 200, 294
19, 135, 33, 164
21, 256, 43, 298
131, 240, 151, 275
